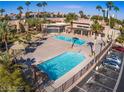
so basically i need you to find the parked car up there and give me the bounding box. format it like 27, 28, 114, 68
106, 56, 121, 65
112, 46, 124, 52
102, 60, 120, 71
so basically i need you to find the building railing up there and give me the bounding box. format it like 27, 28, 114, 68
52, 41, 113, 92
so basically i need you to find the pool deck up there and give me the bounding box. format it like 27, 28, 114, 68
23, 32, 104, 63
22, 32, 108, 91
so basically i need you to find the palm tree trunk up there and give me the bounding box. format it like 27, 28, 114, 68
71, 21, 73, 34
106, 9, 109, 19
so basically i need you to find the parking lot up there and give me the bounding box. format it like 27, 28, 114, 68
71, 50, 123, 92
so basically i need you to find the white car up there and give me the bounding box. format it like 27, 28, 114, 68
102, 60, 120, 71
106, 56, 121, 65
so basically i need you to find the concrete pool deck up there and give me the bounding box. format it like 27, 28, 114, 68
23, 32, 104, 63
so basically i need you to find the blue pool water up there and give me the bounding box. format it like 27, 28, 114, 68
54, 35, 85, 45
37, 52, 85, 80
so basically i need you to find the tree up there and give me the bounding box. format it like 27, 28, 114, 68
36, 2, 42, 18
25, 1, 31, 12
102, 9, 106, 19
65, 13, 78, 33
0, 9, 5, 16
25, 1, 31, 19
65, 13, 78, 23
0, 52, 32, 92
17, 6, 23, 19
42, 1, 47, 21
114, 6, 119, 19
96, 5, 102, 20
0, 21, 9, 51
42, 1, 47, 12
106, 1, 114, 19
96, 5, 102, 12
116, 35, 124, 46
91, 15, 103, 21
79, 11, 84, 18
91, 20, 104, 39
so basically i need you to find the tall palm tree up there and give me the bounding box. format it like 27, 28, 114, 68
17, 6, 23, 19
114, 6, 119, 19
96, 5, 102, 20
106, 1, 114, 19
42, 1, 47, 21
102, 9, 106, 19
42, 1, 47, 12
36, 2, 42, 18
25, 1, 31, 12
0, 8, 5, 16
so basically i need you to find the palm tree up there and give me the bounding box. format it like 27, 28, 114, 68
79, 11, 84, 18
102, 9, 106, 19
96, 5, 102, 12
25, 1, 31, 12
0, 21, 9, 51
114, 6, 119, 19
0, 8, 5, 16
36, 2, 42, 18
42, 1, 47, 12
96, 5, 102, 20
106, 1, 114, 19
91, 20, 104, 39
17, 6, 23, 19
65, 13, 78, 33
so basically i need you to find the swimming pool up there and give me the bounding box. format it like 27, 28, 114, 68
54, 35, 85, 45
37, 52, 85, 80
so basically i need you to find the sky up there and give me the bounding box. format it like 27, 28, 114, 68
0, 1, 124, 20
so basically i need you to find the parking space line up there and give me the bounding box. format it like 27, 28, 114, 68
90, 80, 113, 91
93, 70, 117, 81
75, 86, 87, 92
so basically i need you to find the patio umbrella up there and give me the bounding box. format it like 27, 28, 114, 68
87, 42, 94, 48
72, 37, 79, 48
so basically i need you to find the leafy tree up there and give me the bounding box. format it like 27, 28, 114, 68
119, 27, 124, 34
116, 35, 124, 46
0, 52, 32, 92
65, 13, 78, 23
91, 20, 104, 39
65, 13, 78, 33
0, 21, 10, 51
91, 15, 103, 21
